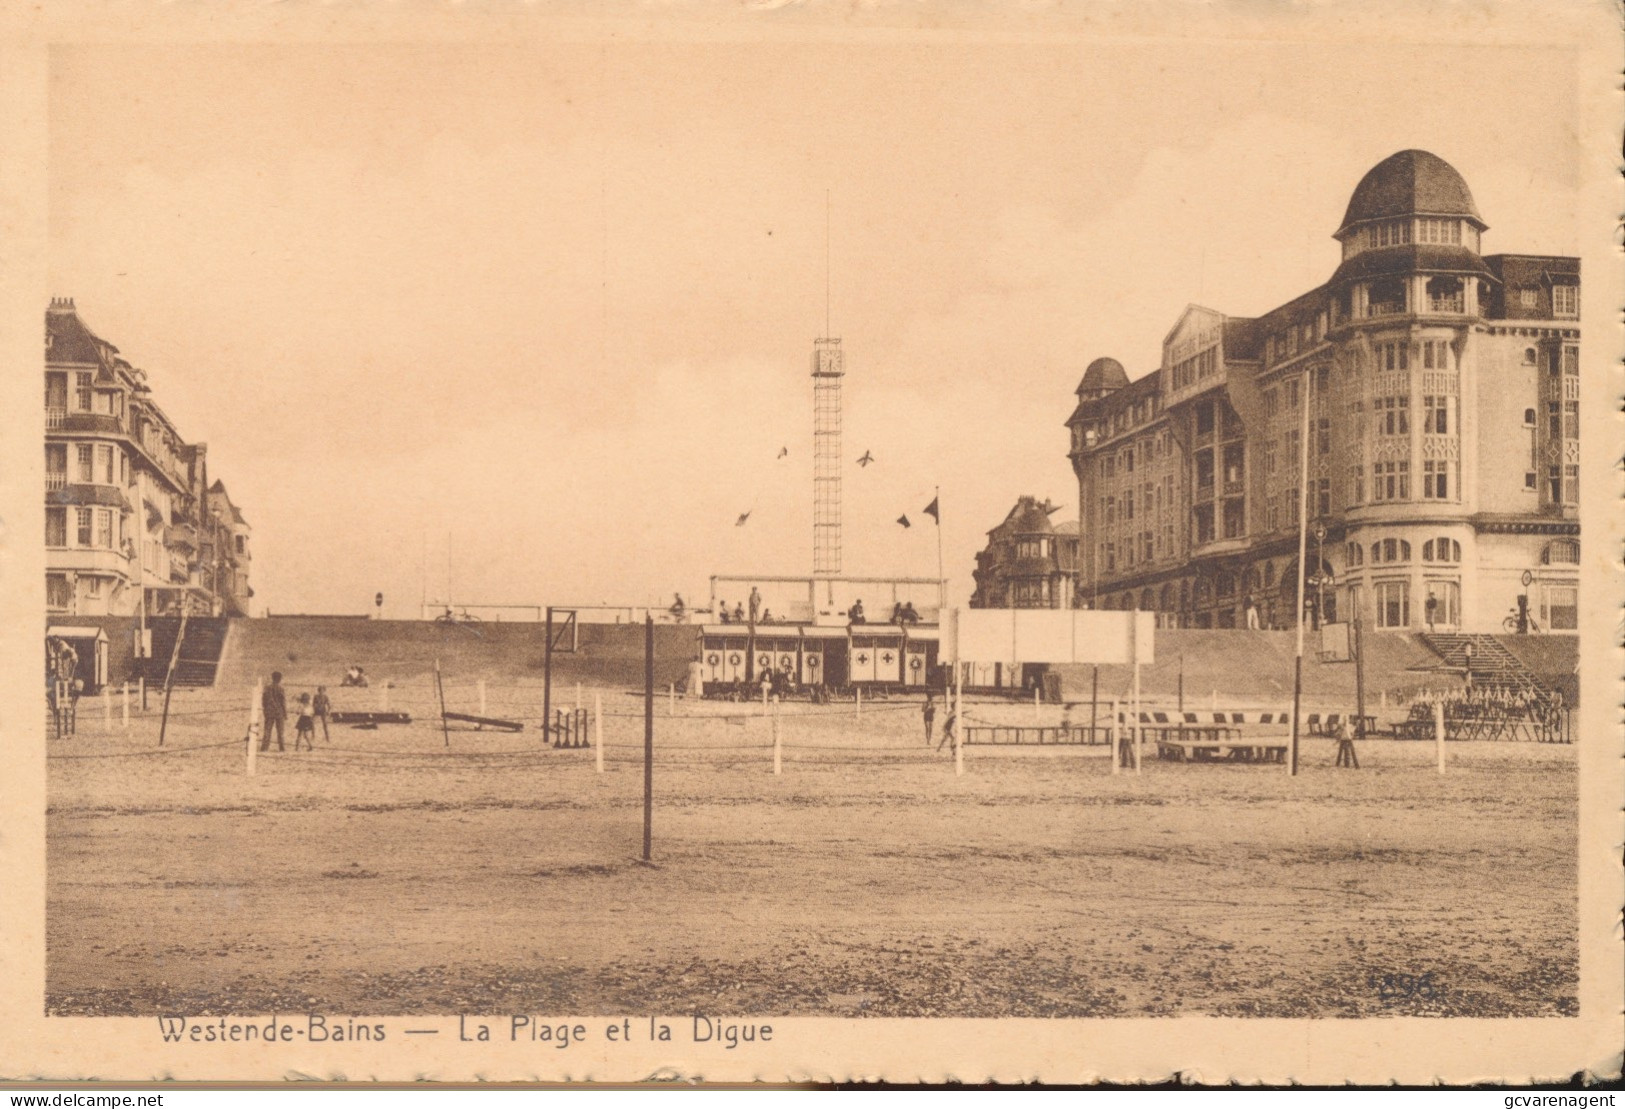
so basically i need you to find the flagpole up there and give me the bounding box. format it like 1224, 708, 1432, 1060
933, 486, 945, 612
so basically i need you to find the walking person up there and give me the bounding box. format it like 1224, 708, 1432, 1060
260, 671, 287, 751
936, 706, 957, 754
922, 694, 936, 745
312, 685, 332, 742
293, 692, 316, 752
1334, 715, 1359, 769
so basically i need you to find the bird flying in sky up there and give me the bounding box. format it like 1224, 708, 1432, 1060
856, 450, 874, 467
896, 515, 911, 528
777, 446, 789, 459
735, 511, 751, 527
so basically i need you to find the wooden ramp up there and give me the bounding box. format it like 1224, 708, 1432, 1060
443, 711, 524, 733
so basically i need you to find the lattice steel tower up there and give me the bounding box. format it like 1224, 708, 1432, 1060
812, 336, 844, 575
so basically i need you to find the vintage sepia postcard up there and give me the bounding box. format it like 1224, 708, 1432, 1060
1, 0, 1620, 1087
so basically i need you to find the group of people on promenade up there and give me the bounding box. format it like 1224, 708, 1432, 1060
256, 671, 332, 752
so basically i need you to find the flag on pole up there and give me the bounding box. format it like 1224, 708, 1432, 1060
896, 515, 911, 528
923, 496, 939, 522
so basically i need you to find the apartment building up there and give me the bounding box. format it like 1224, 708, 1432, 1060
45, 298, 252, 620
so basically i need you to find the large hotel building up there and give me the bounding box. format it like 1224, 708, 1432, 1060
1065, 150, 1579, 634
45, 298, 252, 622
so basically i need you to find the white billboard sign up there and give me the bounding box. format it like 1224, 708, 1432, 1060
950, 609, 1154, 666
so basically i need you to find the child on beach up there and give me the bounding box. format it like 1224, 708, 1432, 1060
294, 692, 316, 751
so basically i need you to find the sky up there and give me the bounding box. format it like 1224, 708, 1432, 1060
47, 38, 1582, 617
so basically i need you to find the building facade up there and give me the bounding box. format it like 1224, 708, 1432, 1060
1066, 151, 1579, 634
45, 298, 252, 619
970, 496, 1081, 609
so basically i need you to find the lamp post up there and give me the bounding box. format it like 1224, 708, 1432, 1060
1310, 520, 1328, 630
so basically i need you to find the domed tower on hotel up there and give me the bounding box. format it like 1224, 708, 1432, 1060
1066, 150, 1579, 633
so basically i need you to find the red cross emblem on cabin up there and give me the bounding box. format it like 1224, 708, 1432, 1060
855, 652, 870, 665
880, 651, 895, 665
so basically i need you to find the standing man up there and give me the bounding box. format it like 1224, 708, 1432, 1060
260, 671, 287, 752
922, 694, 936, 745
312, 685, 332, 742
748, 586, 762, 625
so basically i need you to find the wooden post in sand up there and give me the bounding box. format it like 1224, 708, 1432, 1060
1435, 701, 1446, 774
593, 689, 604, 774
247, 680, 260, 777
121, 681, 130, 729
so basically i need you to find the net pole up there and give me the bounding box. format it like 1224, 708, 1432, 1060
247, 680, 260, 778
121, 681, 130, 729
1435, 701, 1446, 774
772, 699, 782, 776
543, 607, 553, 748
643, 615, 654, 861
435, 658, 450, 747
1111, 697, 1121, 776
103, 685, 111, 728
594, 689, 604, 773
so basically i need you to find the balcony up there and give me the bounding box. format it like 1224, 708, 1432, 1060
1427, 294, 1464, 314
46, 471, 66, 492
1222, 479, 1245, 496
169, 552, 192, 583
46, 406, 65, 428
1367, 301, 1406, 318
54, 412, 124, 435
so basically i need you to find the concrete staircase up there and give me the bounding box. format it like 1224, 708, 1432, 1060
135, 617, 231, 688
1419, 633, 1544, 696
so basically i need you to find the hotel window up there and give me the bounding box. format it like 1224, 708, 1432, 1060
1417, 218, 1461, 245
1194, 504, 1216, 544
1422, 538, 1460, 563
1540, 585, 1578, 631
96, 509, 113, 549
1562, 347, 1578, 375
1124, 491, 1135, 521
1286, 428, 1301, 463
1104, 496, 1116, 524
1565, 464, 1579, 504
1345, 542, 1363, 567
1315, 478, 1331, 517
1423, 581, 1460, 628
1285, 378, 1300, 409
1375, 580, 1410, 628
1103, 456, 1114, 478
1543, 539, 1580, 565
1223, 499, 1245, 540
1376, 396, 1409, 436
1265, 500, 1280, 532
1519, 288, 1538, 310
1552, 284, 1578, 318
1376, 341, 1409, 372
1371, 538, 1411, 564
1349, 465, 1365, 505
1316, 419, 1330, 456
1426, 276, 1463, 313
1372, 461, 1409, 501
76, 506, 93, 546
74, 372, 93, 411
1422, 396, 1449, 434
1142, 531, 1155, 563
1103, 542, 1116, 572
1368, 278, 1407, 316
1263, 389, 1278, 418
1422, 460, 1452, 500
46, 442, 66, 476
1286, 489, 1300, 527
1547, 401, 1561, 439
1195, 401, 1215, 436
46, 507, 66, 547
1547, 465, 1563, 504
1421, 340, 1452, 370
1124, 448, 1134, 474
75, 443, 94, 482
1564, 400, 1578, 440
96, 444, 114, 484
1263, 439, 1277, 476
1368, 220, 1412, 248
46, 372, 67, 412
47, 574, 72, 610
